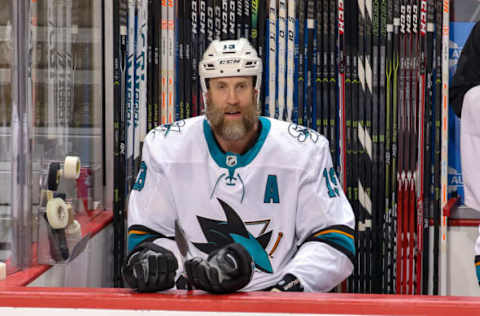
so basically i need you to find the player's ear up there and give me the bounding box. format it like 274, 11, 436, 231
205, 91, 212, 108
252, 76, 258, 101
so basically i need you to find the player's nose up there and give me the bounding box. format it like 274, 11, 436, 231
226, 87, 239, 105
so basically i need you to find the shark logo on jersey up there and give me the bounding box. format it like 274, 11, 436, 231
288, 124, 320, 143
193, 198, 274, 273
151, 120, 186, 138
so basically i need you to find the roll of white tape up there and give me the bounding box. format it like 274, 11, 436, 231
65, 220, 82, 252
46, 198, 69, 229
63, 156, 81, 180
0, 261, 6, 281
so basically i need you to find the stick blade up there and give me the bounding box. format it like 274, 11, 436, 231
174, 219, 189, 258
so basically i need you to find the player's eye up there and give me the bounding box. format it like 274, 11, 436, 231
237, 83, 247, 90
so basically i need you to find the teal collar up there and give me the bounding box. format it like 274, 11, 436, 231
203, 116, 271, 169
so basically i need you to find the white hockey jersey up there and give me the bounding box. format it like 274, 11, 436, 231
128, 116, 355, 292
460, 86, 480, 283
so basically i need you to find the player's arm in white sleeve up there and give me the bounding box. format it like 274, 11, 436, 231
282, 139, 355, 292
475, 225, 480, 285
127, 131, 183, 264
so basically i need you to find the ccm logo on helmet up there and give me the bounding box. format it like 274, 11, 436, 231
219, 58, 241, 65
223, 44, 236, 50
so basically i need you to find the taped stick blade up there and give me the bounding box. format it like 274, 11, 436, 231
174, 219, 189, 258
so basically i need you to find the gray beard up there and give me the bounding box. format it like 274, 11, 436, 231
206, 104, 257, 142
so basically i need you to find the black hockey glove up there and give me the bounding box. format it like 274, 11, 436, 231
184, 243, 253, 294
270, 274, 304, 292
122, 242, 178, 292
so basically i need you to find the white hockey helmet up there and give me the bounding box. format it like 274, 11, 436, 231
199, 38, 263, 105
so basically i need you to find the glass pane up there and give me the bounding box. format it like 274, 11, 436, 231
0, 0, 12, 264
1, 0, 104, 274
32, 0, 104, 266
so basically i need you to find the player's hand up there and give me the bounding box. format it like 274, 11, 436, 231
122, 242, 178, 292
184, 243, 253, 294
270, 274, 304, 292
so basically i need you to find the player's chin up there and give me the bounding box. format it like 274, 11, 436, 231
221, 122, 248, 141
222, 118, 244, 132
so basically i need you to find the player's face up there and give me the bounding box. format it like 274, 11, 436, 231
206, 76, 258, 141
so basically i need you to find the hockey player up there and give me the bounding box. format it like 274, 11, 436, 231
450, 21, 480, 285
122, 38, 355, 294
450, 21, 480, 117
459, 85, 480, 286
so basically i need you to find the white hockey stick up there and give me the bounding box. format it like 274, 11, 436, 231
126, 0, 136, 185
439, 0, 449, 296
161, 0, 168, 124
286, 0, 295, 121
277, 0, 287, 120
268, 0, 277, 118
167, 0, 175, 123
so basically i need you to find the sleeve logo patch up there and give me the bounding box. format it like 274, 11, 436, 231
288, 124, 320, 143
133, 161, 147, 191
151, 120, 186, 138
323, 167, 340, 198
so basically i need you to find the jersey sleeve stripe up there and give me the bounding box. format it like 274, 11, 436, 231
128, 224, 168, 235
127, 225, 173, 252
128, 234, 158, 252
475, 255, 480, 284
128, 230, 149, 235
305, 225, 356, 263
311, 224, 355, 237
314, 229, 354, 240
